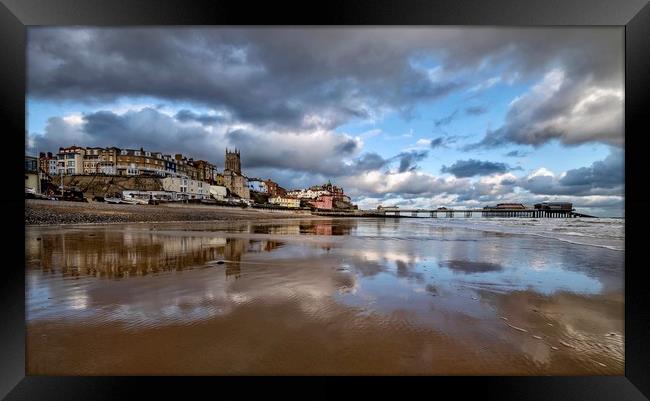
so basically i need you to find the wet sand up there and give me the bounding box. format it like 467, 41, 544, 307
26, 218, 624, 375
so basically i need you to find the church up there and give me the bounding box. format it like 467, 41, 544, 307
223, 149, 250, 200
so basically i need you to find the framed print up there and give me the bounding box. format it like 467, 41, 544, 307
2, 0, 649, 399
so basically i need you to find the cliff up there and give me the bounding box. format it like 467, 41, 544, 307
49, 175, 164, 197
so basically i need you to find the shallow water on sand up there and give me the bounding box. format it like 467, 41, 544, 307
26, 218, 624, 375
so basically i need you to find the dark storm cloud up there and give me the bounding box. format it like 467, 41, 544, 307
174, 110, 224, 125
395, 150, 429, 173
518, 149, 623, 196
429, 136, 460, 149
223, 128, 362, 176
352, 152, 389, 172
433, 110, 458, 128
26, 28, 468, 130
335, 138, 360, 155
441, 159, 514, 177
28, 27, 622, 143
505, 150, 529, 157
430, 137, 445, 149
464, 106, 488, 115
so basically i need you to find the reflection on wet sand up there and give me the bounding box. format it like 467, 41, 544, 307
27, 228, 285, 279
26, 218, 623, 375
441, 260, 503, 274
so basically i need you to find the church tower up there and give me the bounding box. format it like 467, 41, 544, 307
225, 148, 241, 174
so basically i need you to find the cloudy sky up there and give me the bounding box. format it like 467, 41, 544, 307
26, 27, 624, 216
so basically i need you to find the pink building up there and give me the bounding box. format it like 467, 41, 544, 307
309, 194, 334, 210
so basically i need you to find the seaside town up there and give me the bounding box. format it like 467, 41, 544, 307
24, 145, 587, 219
25, 145, 357, 211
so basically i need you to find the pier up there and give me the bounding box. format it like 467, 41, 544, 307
375, 207, 594, 218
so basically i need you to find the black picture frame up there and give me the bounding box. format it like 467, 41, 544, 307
2, 0, 649, 399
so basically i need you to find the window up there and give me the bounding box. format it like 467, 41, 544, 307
121, 150, 127, 155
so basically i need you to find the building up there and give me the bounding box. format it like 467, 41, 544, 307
48, 158, 58, 176
290, 181, 351, 202
225, 148, 242, 174
247, 178, 267, 193
215, 173, 225, 186
57, 146, 86, 175
495, 203, 526, 209
82, 147, 118, 175
224, 173, 250, 199
223, 149, 250, 199
209, 185, 228, 201
534, 202, 573, 211
162, 154, 177, 176
293, 180, 354, 210
38, 152, 55, 175
269, 197, 300, 208
116, 148, 169, 177
308, 194, 334, 210
194, 160, 217, 184
25, 155, 40, 193
174, 154, 199, 180
287, 188, 328, 199
161, 176, 210, 200
264, 179, 286, 197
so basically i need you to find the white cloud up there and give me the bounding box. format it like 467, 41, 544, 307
527, 167, 555, 179
468, 76, 501, 92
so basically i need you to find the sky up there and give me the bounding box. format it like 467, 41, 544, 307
25, 27, 624, 217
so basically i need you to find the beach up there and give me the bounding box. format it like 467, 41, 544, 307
25, 210, 624, 375
25, 199, 313, 225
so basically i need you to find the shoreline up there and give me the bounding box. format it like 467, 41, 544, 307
25, 199, 316, 226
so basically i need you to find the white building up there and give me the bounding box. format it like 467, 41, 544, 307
209, 185, 228, 201
161, 176, 210, 200
48, 159, 58, 176
286, 189, 328, 199
248, 179, 268, 193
